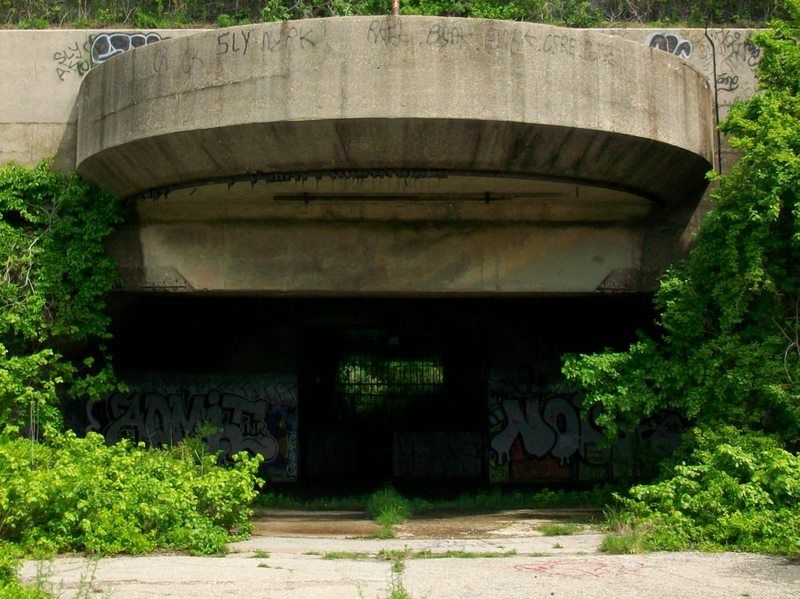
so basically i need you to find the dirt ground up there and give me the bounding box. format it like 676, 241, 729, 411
21, 509, 800, 598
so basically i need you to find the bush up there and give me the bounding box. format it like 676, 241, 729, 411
0, 162, 123, 436
0, 431, 264, 556
612, 428, 800, 556
0, 0, 786, 28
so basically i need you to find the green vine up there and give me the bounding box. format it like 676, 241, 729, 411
0, 161, 124, 436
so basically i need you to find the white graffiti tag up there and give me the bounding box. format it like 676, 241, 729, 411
90, 32, 163, 64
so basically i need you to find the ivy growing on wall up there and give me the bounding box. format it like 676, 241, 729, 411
565, 0, 800, 555
563, 4, 800, 447
0, 161, 123, 435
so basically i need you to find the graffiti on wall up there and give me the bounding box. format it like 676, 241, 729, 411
87, 375, 298, 481
53, 40, 93, 80
394, 432, 482, 479
53, 31, 164, 80
646, 32, 693, 58
489, 373, 682, 483
91, 32, 163, 64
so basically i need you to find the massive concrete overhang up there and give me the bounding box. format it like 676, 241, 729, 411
76, 17, 715, 205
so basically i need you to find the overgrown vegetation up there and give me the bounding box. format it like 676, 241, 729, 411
0, 0, 786, 29
0, 162, 264, 595
567, 1, 800, 556
0, 162, 121, 436
0, 432, 263, 555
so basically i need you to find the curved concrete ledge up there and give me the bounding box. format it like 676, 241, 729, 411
76, 17, 715, 202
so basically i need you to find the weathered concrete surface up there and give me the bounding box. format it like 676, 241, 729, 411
0, 25, 759, 175
20, 509, 800, 598
0, 24, 764, 295
76, 17, 714, 204
116, 220, 644, 294
0, 29, 199, 170
23, 551, 800, 598
110, 174, 654, 294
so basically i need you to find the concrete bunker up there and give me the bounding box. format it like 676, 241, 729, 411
73, 17, 714, 485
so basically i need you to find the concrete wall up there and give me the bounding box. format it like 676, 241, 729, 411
0, 25, 759, 172
0, 22, 764, 297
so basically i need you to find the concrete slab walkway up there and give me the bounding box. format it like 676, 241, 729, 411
20, 509, 800, 598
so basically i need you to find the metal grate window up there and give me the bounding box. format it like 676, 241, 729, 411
334, 333, 444, 425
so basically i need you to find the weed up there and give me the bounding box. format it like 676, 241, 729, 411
553, 542, 564, 549
600, 531, 645, 554
600, 509, 647, 554
387, 570, 412, 599
367, 486, 411, 540
251, 550, 270, 559
377, 548, 517, 560
322, 551, 371, 560
537, 523, 580, 536
257, 563, 271, 568
391, 560, 405, 574
377, 548, 414, 561
73, 558, 100, 599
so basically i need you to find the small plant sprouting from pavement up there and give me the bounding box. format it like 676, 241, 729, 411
323, 548, 517, 561
537, 523, 581, 536
600, 511, 646, 554
367, 486, 411, 538
323, 551, 372, 560
251, 550, 270, 559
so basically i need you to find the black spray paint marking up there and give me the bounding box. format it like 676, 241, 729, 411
647, 32, 693, 58
217, 30, 250, 55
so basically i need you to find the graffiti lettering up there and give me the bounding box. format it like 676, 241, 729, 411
179, 44, 202, 74
489, 375, 682, 483
426, 23, 465, 47
541, 33, 577, 57
707, 30, 761, 72
262, 25, 321, 52
217, 30, 250, 55
580, 39, 616, 67
489, 399, 555, 463
152, 47, 169, 74
743, 39, 762, 67
87, 376, 298, 481
91, 32, 163, 64
647, 32, 692, 58
514, 559, 647, 579
716, 72, 739, 92
52, 40, 92, 81
484, 27, 524, 54
367, 19, 410, 46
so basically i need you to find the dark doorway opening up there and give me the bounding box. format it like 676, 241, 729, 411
300, 326, 485, 483
100, 294, 657, 489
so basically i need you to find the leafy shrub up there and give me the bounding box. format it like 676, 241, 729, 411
612, 428, 800, 556
563, 2, 800, 447
0, 0, 786, 27
0, 162, 123, 436
0, 431, 264, 556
